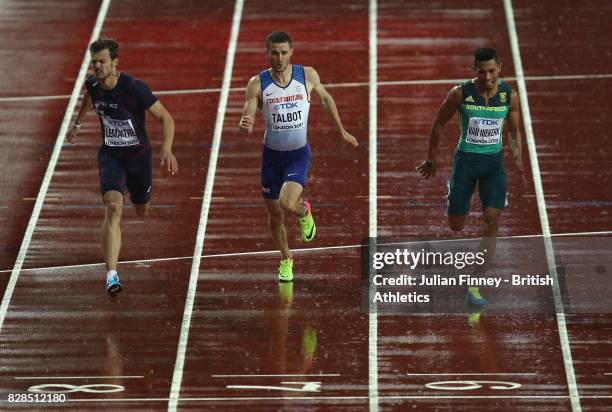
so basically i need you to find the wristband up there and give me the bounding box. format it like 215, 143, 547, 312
73, 121, 82, 129
425, 159, 436, 168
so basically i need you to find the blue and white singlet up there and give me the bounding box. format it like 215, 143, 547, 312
259, 64, 310, 151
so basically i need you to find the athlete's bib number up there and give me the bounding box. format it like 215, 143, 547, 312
102, 116, 139, 147
466, 117, 501, 145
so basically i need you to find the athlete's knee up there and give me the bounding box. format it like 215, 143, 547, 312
449, 222, 464, 231
278, 196, 298, 215
448, 215, 466, 231
104, 200, 123, 220
483, 209, 501, 228
266, 201, 284, 220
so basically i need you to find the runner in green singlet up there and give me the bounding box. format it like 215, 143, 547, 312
417, 48, 526, 305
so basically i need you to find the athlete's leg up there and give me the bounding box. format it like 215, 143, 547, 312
448, 214, 468, 231
102, 190, 124, 272
447, 151, 476, 232
469, 152, 505, 305
477, 150, 506, 271
126, 147, 152, 219
477, 207, 502, 272
278, 181, 307, 217
482, 207, 501, 237
265, 198, 291, 260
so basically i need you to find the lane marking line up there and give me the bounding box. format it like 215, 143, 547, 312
212, 374, 341, 378
0, 0, 112, 334
31, 395, 609, 402
368, 1, 379, 411
503, 1, 581, 411
15, 376, 143, 380
1, 73, 610, 103
167, 1, 244, 411
406, 373, 537, 376
0, 229, 610, 275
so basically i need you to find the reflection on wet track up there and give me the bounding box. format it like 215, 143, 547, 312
0, 0, 611, 410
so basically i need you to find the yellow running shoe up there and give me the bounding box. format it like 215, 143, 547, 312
467, 286, 488, 306
468, 310, 482, 327
299, 200, 316, 242
278, 258, 293, 282
302, 327, 317, 357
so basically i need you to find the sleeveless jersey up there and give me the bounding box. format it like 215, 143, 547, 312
259, 64, 310, 151
457, 79, 512, 154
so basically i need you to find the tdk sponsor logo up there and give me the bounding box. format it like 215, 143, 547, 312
476, 119, 499, 126
274, 102, 299, 110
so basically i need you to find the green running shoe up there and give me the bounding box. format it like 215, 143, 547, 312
468, 310, 482, 327
278, 258, 293, 282
299, 200, 316, 242
467, 286, 488, 306
302, 327, 317, 357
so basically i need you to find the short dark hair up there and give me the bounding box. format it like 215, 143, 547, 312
474, 47, 499, 65
266, 31, 292, 50
89, 38, 119, 60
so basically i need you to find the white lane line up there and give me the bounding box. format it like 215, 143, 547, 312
0, 229, 610, 275
45, 395, 601, 402
212, 374, 341, 378
167, 1, 244, 411
503, 1, 581, 412
524, 73, 612, 81
406, 373, 537, 376
1, 73, 610, 103
0, 0, 112, 334
368, 1, 379, 412
0, 94, 78, 103
15, 376, 143, 380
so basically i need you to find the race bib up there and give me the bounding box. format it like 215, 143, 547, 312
266, 94, 306, 132
466, 117, 502, 145
102, 116, 139, 147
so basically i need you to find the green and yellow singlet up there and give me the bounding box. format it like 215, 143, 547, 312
457, 79, 511, 154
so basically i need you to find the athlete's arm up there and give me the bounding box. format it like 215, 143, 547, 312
66, 91, 93, 144
239, 75, 260, 135
148, 100, 179, 175
506, 89, 525, 181
416, 86, 461, 178
306, 67, 358, 147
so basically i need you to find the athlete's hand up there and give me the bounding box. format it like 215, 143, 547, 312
341, 130, 359, 147
239, 115, 254, 134
514, 157, 528, 186
66, 125, 79, 144
160, 147, 179, 175
417, 159, 437, 178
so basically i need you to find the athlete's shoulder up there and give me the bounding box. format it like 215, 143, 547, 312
498, 79, 513, 92
246, 74, 262, 98
85, 74, 99, 90
303, 66, 317, 77
121, 72, 146, 88
459, 79, 475, 93
449, 84, 462, 101
497, 80, 515, 105
303, 66, 320, 85
248, 73, 262, 89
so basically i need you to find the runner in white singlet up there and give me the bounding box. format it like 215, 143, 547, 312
239, 31, 359, 282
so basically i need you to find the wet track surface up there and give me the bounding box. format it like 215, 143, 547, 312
0, 0, 611, 410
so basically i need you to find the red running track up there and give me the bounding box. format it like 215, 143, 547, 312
0, 0, 611, 411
